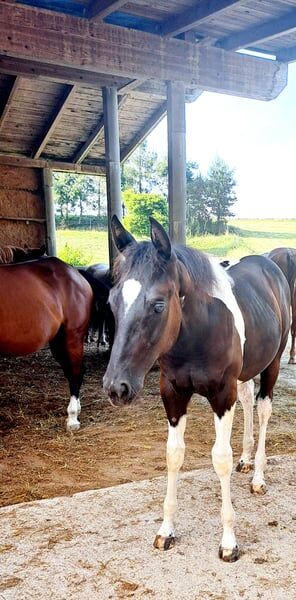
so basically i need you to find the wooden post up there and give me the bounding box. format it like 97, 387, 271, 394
167, 81, 186, 244
103, 86, 122, 266
42, 168, 57, 256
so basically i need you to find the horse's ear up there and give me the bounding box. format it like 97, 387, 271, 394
150, 217, 171, 260
111, 215, 136, 252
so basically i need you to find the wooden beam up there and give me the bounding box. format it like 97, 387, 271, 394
73, 95, 127, 164
217, 10, 296, 51
0, 55, 131, 90
87, 0, 127, 20
0, 154, 105, 175
167, 82, 186, 244
121, 102, 167, 163
43, 169, 56, 256
103, 87, 122, 265
277, 45, 296, 63
161, 0, 241, 38
32, 85, 76, 159
0, 76, 22, 135
0, 3, 287, 100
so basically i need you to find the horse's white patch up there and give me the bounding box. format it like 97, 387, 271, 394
122, 279, 142, 314
66, 395, 80, 431
210, 259, 245, 354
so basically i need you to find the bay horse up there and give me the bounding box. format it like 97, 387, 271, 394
103, 216, 290, 562
267, 247, 296, 365
0, 257, 93, 430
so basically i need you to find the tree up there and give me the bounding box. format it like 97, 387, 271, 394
122, 190, 168, 236
53, 173, 107, 225
206, 157, 237, 234
187, 170, 211, 236
121, 141, 159, 193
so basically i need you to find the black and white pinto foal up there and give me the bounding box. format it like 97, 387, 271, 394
103, 216, 290, 561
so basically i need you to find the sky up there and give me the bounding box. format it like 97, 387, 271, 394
147, 62, 296, 219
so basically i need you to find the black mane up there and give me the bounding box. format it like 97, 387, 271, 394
113, 241, 216, 295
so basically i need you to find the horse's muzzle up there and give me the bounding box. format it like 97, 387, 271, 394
103, 376, 135, 406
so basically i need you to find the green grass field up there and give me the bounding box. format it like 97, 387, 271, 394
56, 219, 296, 265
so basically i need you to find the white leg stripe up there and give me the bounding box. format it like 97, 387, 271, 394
66, 395, 81, 431
252, 396, 272, 489
122, 279, 142, 314
238, 380, 254, 465
210, 259, 245, 354
157, 415, 187, 539
212, 405, 237, 552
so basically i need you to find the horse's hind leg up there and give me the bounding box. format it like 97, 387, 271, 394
236, 380, 255, 473
251, 357, 280, 495
50, 327, 85, 432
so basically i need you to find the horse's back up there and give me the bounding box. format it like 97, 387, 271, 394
0, 257, 93, 355
228, 255, 290, 379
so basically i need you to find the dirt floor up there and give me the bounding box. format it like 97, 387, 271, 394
0, 341, 295, 507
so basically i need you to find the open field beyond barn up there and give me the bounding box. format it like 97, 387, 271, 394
56, 219, 296, 266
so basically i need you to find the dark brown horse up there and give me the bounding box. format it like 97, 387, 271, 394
103, 216, 290, 562
0, 257, 93, 430
267, 247, 296, 364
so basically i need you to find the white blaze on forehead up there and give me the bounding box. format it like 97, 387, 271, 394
122, 278, 142, 314
210, 259, 245, 354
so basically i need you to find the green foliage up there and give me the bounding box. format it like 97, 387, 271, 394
58, 243, 94, 267
206, 157, 237, 233
121, 141, 159, 193
53, 173, 107, 225
123, 190, 169, 236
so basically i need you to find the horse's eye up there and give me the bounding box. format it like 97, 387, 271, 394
153, 301, 165, 314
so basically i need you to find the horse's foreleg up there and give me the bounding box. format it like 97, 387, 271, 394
154, 414, 187, 551
212, 403, 238, 562
236, 380, 254, 473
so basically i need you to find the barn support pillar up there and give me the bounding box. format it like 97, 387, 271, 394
103, 86, 122, 266
167, 81, 186, 244
43, 168, 56, 256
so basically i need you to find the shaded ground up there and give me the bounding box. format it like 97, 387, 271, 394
0, 342, 295, 507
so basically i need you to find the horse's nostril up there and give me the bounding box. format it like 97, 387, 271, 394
120, 382, 130, 398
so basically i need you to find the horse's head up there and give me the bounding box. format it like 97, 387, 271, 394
103, 216, 189, 406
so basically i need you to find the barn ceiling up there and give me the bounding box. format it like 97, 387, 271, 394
0, 0, 295, 174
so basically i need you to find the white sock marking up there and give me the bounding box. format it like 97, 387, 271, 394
157, 415, 187, 539
210, 259, 245, 354
252, 396, 272, 490
212, 405, 237, 553
122, 279, 142, 315
66, 395, 80, 431
238, 380, 255, 465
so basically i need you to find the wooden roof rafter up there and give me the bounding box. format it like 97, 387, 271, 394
121, 101, 168, 163
73, 94, 127, 164
87, 0, 127, 20
31, 84, 76, 159
0, 75, 22, 136
216, 9, 296, 51
161, 0, 242, 38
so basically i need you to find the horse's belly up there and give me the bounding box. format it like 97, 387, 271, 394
0, 313, 61, 357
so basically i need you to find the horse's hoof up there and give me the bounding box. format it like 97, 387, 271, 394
236, 460, 252, 473
250, 483, 267, 495
66, 421, 80, 432
288, 357, 296, 365
219, 545, 239, 562
153, 534, 175, 551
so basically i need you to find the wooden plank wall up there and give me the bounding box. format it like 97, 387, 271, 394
0, 165, 46, 247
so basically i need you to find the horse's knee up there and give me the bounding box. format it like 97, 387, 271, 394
212, 446, 233, 478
